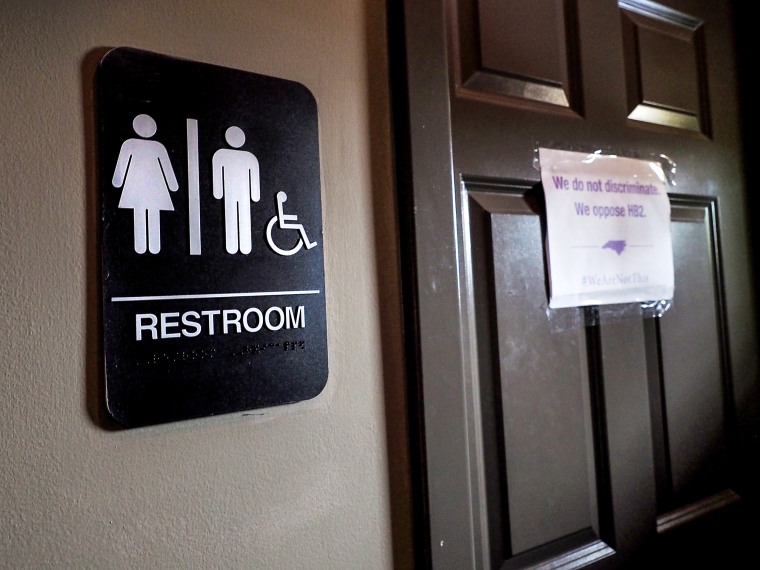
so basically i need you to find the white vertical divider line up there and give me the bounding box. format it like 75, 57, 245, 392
187, 118, 201, 255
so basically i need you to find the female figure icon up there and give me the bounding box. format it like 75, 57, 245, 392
112, 114, 179, 254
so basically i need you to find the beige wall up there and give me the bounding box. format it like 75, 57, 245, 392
0, 1, 411, 568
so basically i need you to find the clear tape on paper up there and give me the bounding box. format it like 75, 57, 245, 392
533, 144, 678, 187
532, 144, 675, 325
545, 299, 673, 333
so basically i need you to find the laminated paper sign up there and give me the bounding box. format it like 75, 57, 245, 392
539, 148, 674, 309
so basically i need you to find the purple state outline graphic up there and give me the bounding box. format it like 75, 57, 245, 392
602, 240, 626, 255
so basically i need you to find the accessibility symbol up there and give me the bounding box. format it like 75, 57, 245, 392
97, 47, 328, 428
211, 125, 261, 255
266, 191, 318, 256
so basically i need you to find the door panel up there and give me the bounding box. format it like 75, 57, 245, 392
651, 199, 735, 520
454, 0, 582, 109
467, 186, 602, 559
620, 1, 708, 133
391, 0, 759, 568
491, 202, 592, 555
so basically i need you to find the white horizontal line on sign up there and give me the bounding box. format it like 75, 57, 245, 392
111, 290, 321, 302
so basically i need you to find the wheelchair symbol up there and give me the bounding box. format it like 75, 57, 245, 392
266, 191, 318, 256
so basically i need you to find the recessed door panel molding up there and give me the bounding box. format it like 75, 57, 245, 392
451, 0, 583, 113
464, 180, 615, 568
646, 196, 738, 532
619, 0, 710, 135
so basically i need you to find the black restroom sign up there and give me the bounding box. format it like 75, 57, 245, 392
97, 47, 328, 428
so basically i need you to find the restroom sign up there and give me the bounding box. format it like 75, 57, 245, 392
97, 47, 327, 427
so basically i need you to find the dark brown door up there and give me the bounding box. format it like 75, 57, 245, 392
390, 0, 760, 567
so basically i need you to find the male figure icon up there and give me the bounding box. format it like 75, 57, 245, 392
212, 126, 260, 254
